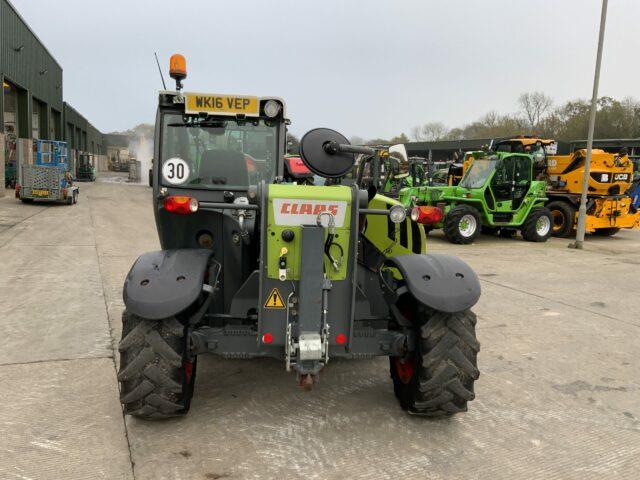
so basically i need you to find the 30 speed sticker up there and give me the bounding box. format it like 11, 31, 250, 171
162, 158, 190, 185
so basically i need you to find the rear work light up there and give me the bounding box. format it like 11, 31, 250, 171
163, 195, 199, 214
411, 206, 444, 225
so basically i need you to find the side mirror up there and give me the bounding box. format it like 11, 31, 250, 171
299, 128, 356, 179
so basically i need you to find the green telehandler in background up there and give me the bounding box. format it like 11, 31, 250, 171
399, 151, 552, 244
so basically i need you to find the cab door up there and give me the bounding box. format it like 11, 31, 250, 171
488, 157, 515, 213
511, 155, 532, 209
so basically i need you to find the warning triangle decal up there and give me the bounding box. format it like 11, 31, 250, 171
264, 288, 285, 309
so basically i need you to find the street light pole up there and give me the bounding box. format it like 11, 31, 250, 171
570, 0, 608, 249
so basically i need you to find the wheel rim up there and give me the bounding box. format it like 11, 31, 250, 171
459, 214, 477, 237
394, 358, 415, 384
184, 361, 194, 384
551, 210, 565, 232
536, 215, 551, 236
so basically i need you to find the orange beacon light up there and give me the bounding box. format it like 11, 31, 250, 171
169, 54, 187, 90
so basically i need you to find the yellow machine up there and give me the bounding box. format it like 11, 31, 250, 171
496, 137, 557, 155
546, 149, 633, 196
546, 148, 639, 236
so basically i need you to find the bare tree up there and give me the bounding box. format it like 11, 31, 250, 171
519, 92, 553, 131
410, 126, 423, 141
411, 122, 449, 141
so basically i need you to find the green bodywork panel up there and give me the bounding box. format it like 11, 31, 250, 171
399, 152, 547, 228
267, 184, 352, 281
364, 194, 426, 256
266, 184, 426, 282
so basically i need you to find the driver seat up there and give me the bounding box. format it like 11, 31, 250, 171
200, 149, 249, 187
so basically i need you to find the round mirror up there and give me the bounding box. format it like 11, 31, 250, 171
299, 128, 355, 178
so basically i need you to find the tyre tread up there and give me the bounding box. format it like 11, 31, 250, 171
443, 205, 482, 244
522, 207, 553, 242
117, 311, 194, 419
391, 307, 480, 417
546, 200, 576, 238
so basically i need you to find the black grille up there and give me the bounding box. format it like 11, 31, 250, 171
400, 220, 408, 248
493, 212, 513, 223
411, 222, 422, 253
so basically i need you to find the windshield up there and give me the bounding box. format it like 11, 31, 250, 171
160, 113, 279, 189
459, 158, 497, 189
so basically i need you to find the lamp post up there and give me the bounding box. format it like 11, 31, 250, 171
570, 0, 608, 250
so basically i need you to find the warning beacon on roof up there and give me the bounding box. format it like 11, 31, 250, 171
184, 92, 260, 116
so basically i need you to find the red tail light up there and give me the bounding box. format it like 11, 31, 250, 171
335, 333, 347, 345
163, 195, 199, 214
411, 206, 444, 225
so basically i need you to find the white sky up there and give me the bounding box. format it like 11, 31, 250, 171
10, 0, 640, 139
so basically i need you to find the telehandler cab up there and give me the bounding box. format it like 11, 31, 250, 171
117, 54, 481, 419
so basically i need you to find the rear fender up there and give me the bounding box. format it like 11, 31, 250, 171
383, 254, 480, 313
123, 249, 214, 320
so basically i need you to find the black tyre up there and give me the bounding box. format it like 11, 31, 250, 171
593, 227, 620, 237
546, 201, 576, 238
118, 310, 196, 419
20, 198, 33, 203
521, 207, 553, 242
72, 191, 78, 204
390, 305, 480, 416
443, 205, 481, 244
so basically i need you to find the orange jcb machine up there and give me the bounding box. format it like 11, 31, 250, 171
545, 148, 640, 237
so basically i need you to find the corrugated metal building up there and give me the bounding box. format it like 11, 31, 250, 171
63, 102, 104, 155
0, 0, 63, 139
1, 0, 106, 194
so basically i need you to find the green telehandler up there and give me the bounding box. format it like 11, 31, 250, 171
399, 151, 552, 244
116, 53, 482, 419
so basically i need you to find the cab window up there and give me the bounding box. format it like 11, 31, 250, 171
161, 113, 279, 190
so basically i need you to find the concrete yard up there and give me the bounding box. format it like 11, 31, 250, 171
1, 178, 639, 480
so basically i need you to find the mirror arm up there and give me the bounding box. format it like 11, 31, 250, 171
323, 141, 376, 156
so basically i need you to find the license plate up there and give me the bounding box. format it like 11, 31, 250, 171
184, 92, 259, 116
31, 189, 49, 196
